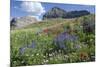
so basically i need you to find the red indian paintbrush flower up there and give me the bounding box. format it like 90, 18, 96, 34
80, 52, 88, 61
43, 29, 48, 33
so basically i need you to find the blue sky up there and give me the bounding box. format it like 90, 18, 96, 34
10, 0, 95, 20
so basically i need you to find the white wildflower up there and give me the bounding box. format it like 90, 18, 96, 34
36, 53, 39, 56
49, 54, 52, 57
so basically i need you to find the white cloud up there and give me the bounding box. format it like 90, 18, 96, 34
31, 16, 42, 21
20, 1, 45, 16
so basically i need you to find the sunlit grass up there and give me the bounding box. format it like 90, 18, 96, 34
10, 14, 95, 66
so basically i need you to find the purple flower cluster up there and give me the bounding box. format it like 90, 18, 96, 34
19, 32, 78, 54
54, 31, 78, 49
19, 41, 36, 55
19, 47, 26, 54
75, 44, 81, 49
27, 41, 35, 48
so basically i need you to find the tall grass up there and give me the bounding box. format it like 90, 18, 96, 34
10, 15, 95, 67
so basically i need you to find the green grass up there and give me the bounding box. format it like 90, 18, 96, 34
10, 14, 95, 67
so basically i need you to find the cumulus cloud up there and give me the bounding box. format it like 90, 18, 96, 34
20, 1, 45, 16
30, 15, 42, 21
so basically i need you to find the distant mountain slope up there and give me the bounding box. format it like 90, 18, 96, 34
43, 7, 90, 20
10, 16, 37, 29
43, 7, 67, 19
14, 14, 94, 30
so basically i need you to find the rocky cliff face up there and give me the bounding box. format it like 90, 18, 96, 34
10, 16, 37, 28
43, 7, 67, 20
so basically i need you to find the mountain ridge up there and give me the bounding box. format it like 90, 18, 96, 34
43, 7, 90, 19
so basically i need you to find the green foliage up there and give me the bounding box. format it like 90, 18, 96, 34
82, 16, 95, 33
11, 14, 95, 66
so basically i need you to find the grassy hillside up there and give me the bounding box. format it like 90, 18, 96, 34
10, 14, 95, 67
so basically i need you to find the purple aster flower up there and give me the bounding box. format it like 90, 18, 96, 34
27, 41, 36, 48
19, 47, 26, 54
75, 45, 81, 49
53, 31, 78, 49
